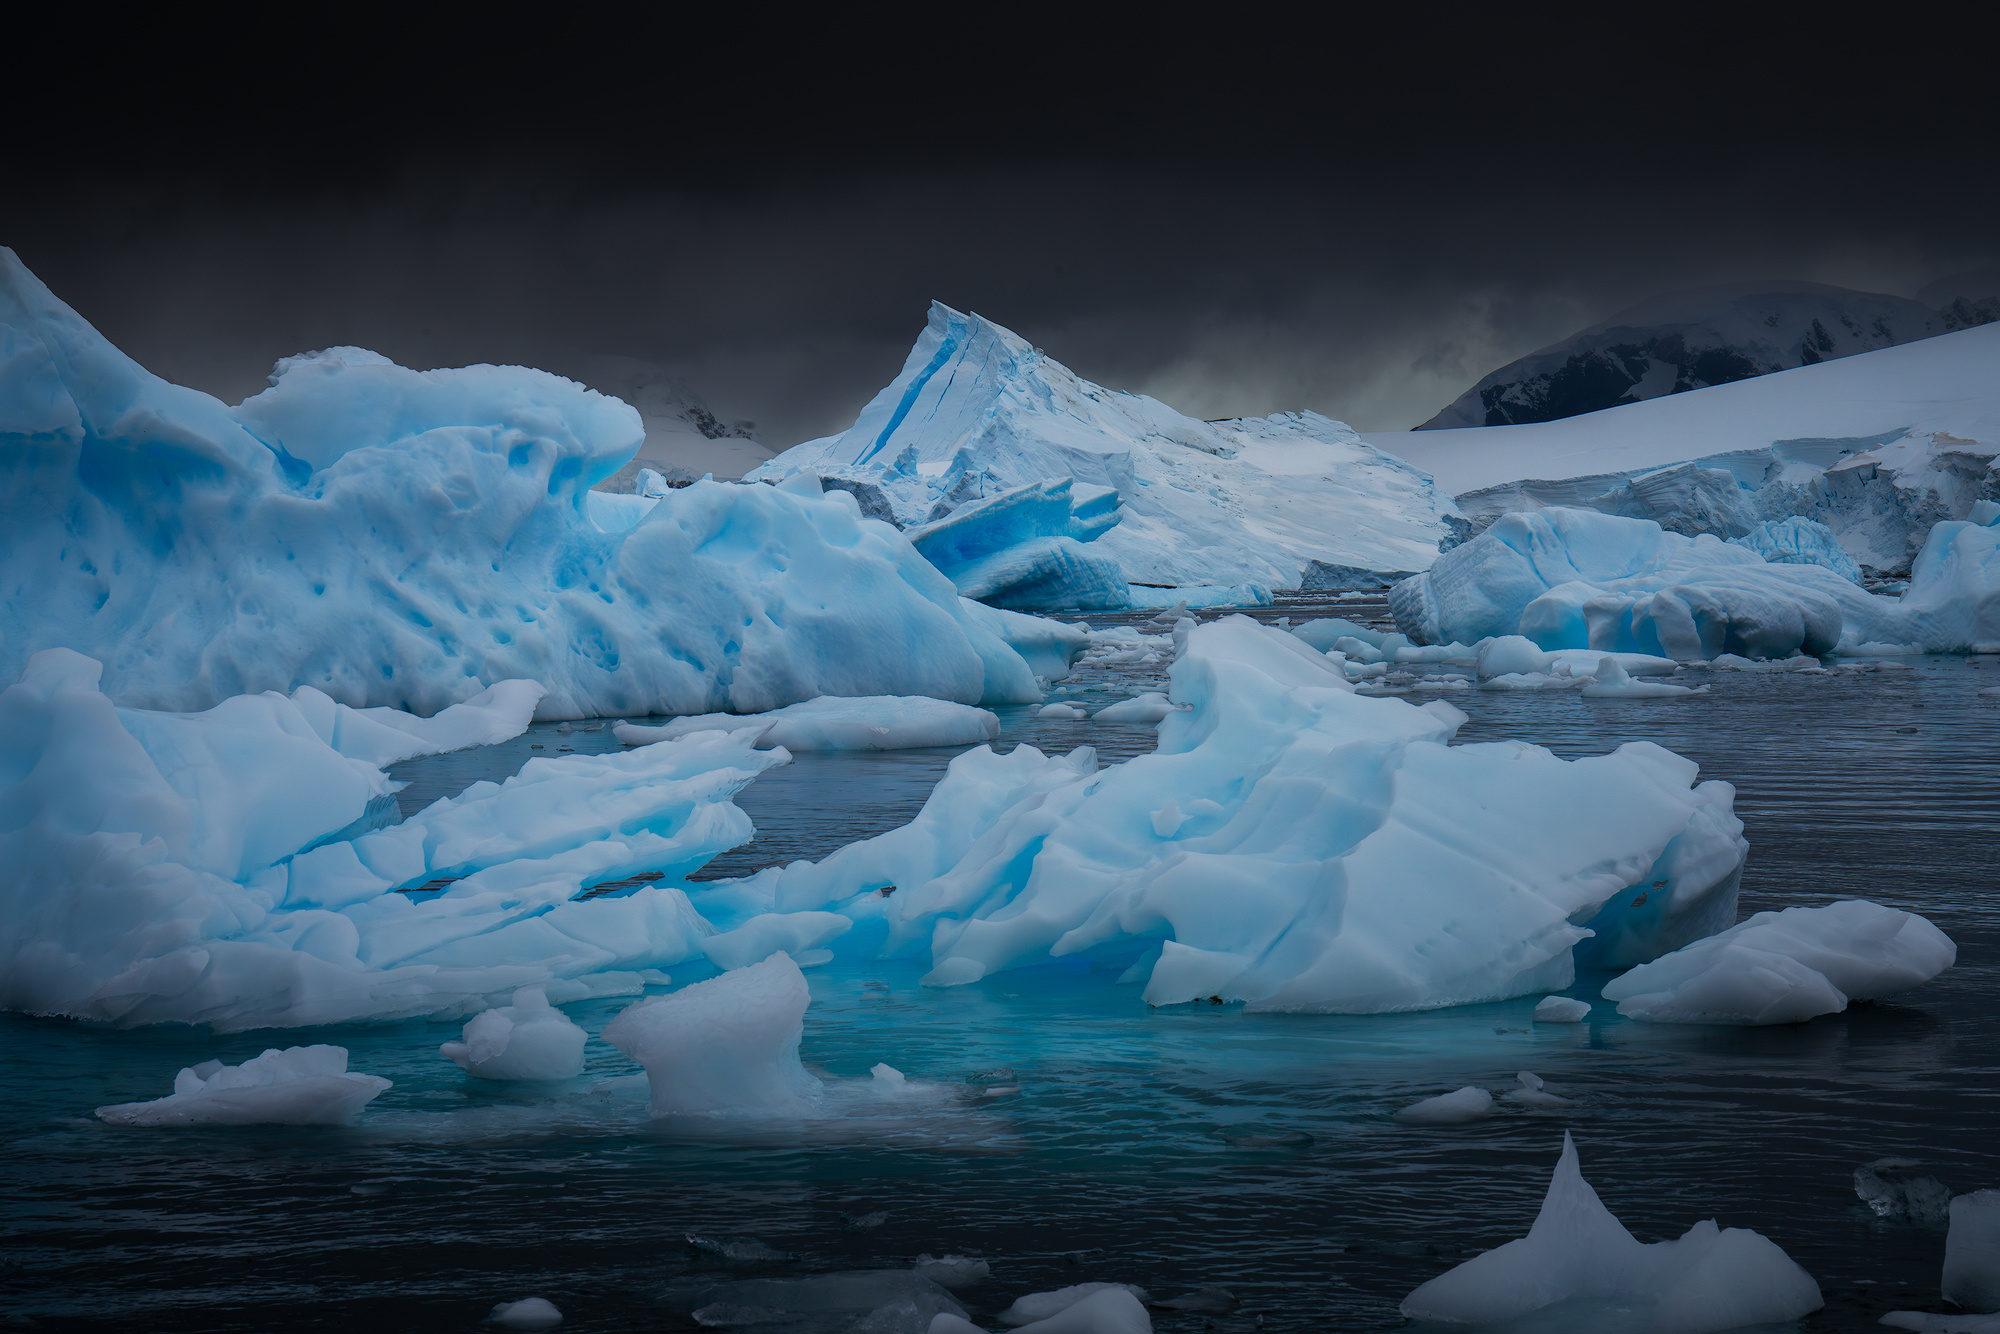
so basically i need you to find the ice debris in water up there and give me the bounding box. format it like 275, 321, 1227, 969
686, 1235, 800, 1266
0, 648, 803, 1030
1601, 900, 1956, 1025
487, 1297, 563, 1329
1036, 702, 1089, 720
755, 616, 1749, 1010
95, 1045, 390, 1126
1947, 1191, 2000, 1313
1151, 1286, 1237, 1312
1581, 657, 1706, 699
602, 953, 824, 1117
1400, 1132, 1822, 1332
1534, 996, 1592, 1023
1397, 1086, 1493, 1125
0, 251, 1067, 720
913, 1255, 991, 1289
1090, 692, 1177, 723
997, 1283, 1151, 1328
701, 912, 852, 972
663, 1271, 968, 1333
1505, 1071, 1569, 1108
613, 696, 1000, 752
440, 988, 587, 1081
1854, 1159, 1953, 1225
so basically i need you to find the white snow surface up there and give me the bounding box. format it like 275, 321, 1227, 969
1382, 320, 2000, 576
1400, 1132, 1823, 1332
439, 987, 588, 1080
0, 648, 786, 1030
601, 953, 824, 1117
613, 696, 1000, 752
95, 1044, 391, 1126
749, 302, 1457, 589
729, 616, 1748, 1008
1392, 507, 2000, 657
1601, 900, 1957, 1025
0, 250, 1057, 719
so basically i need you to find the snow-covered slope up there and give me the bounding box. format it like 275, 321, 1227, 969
0, 250, 1060, 717
1417, 282, 1974, 430
751, 303, 1458, 590
1375, 323, 2000, 575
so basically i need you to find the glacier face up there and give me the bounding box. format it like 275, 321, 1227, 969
1386, 321, 2000, 578
1418, 281, 1977, 430
749, 302, 1459, 591
732, 616, 1746, 1012
0, 250, 1058, 718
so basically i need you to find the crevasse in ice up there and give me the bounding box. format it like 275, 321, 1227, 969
1390, 506, 2000, 657
748, 301, 1458, 590
0, 648, 777, 1030
733, 615, 1747, 1008
1400, 1132, 1823, 1333
0, 249, 1063, 719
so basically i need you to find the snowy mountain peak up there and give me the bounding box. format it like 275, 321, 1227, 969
1418, 281, 1980, 430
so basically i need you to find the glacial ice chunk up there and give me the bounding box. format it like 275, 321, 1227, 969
1854, 1158, 1952, 1225
1010, 1286, 1153, 1332
1601, 900, 1956, 1025
601, 953, 824, 1117
998, 1283, 1151, 1327
614, 696, 1000, 752
440, 987, 587, 1081
487, 1297, 564, 1329
913, 1255, 991, 1289
1731, 516, 1865, 582
1090, 692, 1176, 723
1396, 1086, 1494, 1125
1946, 1191, 2000, 1312
701, 912, 852, 972
1534, 996, 1592, 1023
1580, 657, 1705, 698
1400, 1133, 1822, 1332
96, 1045, 391, 1126
908, 477, 1131, 612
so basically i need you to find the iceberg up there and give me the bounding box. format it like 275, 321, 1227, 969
439, 987, 588, 1081
613, 696, 1000, 752
95, 1044, 391, 1126
1391, 506, 2000, 657
1729, 515, 1864, 582
1385, 318, 2000, 578
1400, 1133, 1823, 1333
0, 250, 1060, 719
749, 302, 1459, 591
600, 953, 824, 1117
743, 616, 1747, 1009
905, 476, 1130, 612
0, 648, 780, 1030
1601, 900, 1957, 1025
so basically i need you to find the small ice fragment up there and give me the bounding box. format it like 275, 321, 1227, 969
1581, 656, 1702, 698
1152, 1286, 1237, 1311
1505, 1071, 1569, 1108
1092, 692, 1176, 723
915, 1254, 992, 1289
1037, 703, 1089, 720
1396, 1086, 1493, 1125
488, 1297, 563, 1328
999, 1283, 1151, 1328
838, 1211, 888, 1232
1534, 996, 1591, 1023
1946, 1190, 2000, 1313
96, 1045, 391, 1126
686, 1234, 799, 1265
440, 988, 587, 1081
602, 954, 823, 1117
1854, 1158, 1952, 1224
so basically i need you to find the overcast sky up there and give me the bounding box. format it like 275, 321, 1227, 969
6, 16, 1992, 454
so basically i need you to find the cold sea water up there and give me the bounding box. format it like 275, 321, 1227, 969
4, 599, 1998, 1333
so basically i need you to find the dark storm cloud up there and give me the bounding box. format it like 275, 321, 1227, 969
5, 15, 1993, 453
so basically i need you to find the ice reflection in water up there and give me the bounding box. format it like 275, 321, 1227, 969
3, 600, 1998, 1332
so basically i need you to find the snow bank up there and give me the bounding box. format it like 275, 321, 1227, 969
1400, 1133, 1822, 1332
1392, 506, 2000, 657
96, 1044, 390, 1125
744, 615, 1746, 1009
0, 648, 780, 1030
614, 696, 999, 752
1602, 900, 1956, 1025
1385, 319, 2000, 577
906, 476, 1129, 611
0, 250, 1057, 718
750, 302, 1457, 590
601, 953, 824, 1117
440, 987, 588, 1080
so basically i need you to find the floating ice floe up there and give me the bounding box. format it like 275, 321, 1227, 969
1090, 692, 1177, 723
440, 987, 588, 1081
1504, 1071, 1568, 1108
1600, 900, 1956, 1025
487, 1297, 564, 1329
1397, 1086, 1493, 1125
1581, 658, 1706, 699
745, 616, 1747, 1008
95, 1044, 391, 1126
1391, 506, 2000, 658
0, 648, 780, 1029
1533, 996, 1592, 1023
613, 696, 1001, 752
601, 953, 823, 1117
749, 302, 1458, 592
1400, 1133, 1822, 1333
998, 1283, 1152, 1329
0, 250, 1068, 718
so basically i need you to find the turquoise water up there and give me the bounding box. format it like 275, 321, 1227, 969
5, 604, 1999, 1332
